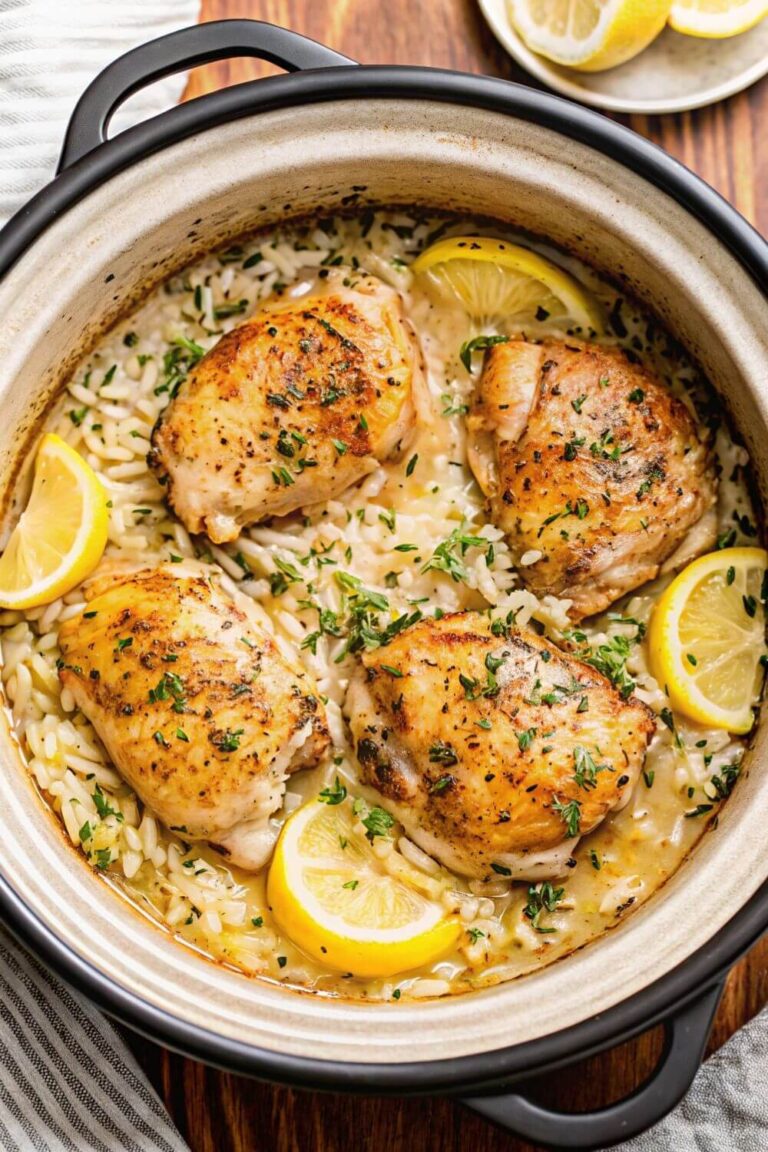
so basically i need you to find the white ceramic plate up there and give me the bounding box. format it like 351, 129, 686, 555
479, 0, 768, 114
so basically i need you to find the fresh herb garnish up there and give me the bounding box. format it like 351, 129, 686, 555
429, 741, 458, 766
210, 727, 244, 753
319, 777, 347, 805
523, 882, 565, 933
421, 525, 487, 584
552, 796, 582, 837
572, 745, 611, 791
459, 334, 509, 372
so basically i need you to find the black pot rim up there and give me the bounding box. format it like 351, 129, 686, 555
0, 64, 767, 1093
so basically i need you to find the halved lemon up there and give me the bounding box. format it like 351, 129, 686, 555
411, 236, 602, 333
267, 799, 460, 978
508, 0, 671, 71
0, 433, 108, 609
669, 0, 768, 37
648, 548, 767, 734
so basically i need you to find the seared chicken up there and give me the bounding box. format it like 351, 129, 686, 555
58, 565, 329, 869
346, 612, 653, 880
149, 272, 423, 543
467, 339, 717, 618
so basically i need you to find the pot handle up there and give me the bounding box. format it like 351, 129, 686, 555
57, 19, 356, 172
462, 979, 724, 1151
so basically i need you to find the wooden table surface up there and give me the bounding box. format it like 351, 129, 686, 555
126, 3, 768, 1149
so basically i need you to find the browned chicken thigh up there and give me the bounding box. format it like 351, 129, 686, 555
149, 272, 423, 543
345, 612, 654, 880
467, 339, 717, 619
58, 565, 329, 870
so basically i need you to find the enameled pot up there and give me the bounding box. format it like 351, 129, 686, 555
0, 21, 766, 1152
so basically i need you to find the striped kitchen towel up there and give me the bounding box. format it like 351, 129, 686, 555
0, 924, 189, 1152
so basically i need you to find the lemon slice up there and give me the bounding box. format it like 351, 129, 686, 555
648, 548, 767, 734
411, 236, 602, 333
669, 0, 768, 36
267, 798, 461, 978
0, 433, 109, 609
508, 0, 672, 71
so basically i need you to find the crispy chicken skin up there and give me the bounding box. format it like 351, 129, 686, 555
58, 565, 329, 870
467, 339, 717, 619
149, 272, 423, 544
346, 612, 654, 880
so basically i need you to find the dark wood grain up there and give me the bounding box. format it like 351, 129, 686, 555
125, 4, 768, 1149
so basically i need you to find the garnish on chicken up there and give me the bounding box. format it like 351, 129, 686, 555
345, 612, 654, 880
467, 339, 717, 618
58, 565, 329, 869
149, 271, 424, 543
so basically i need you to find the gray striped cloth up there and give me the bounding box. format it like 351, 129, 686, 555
608, 1005, 768, 1151
0, 925, 189, 1152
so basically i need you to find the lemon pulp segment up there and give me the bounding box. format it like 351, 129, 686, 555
507, 0, 672, 71
267, 800, 461, 978
411, 235, 602, 333
648, 548, 767, 734
0, 433, 108, 609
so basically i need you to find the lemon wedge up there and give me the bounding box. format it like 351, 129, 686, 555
0, 433, 109, 610
669, 0, 768, 36
411, 236, 602, 333
267, 798, 460, 978
507, 0, 672, 71
648, 548, 767, 734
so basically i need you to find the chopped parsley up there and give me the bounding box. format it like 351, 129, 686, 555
429, 741, 458, 766
441, 394, 470, 417
269, 555, 303, 597
154, 336, 205, 399
318, 777, 347, 805
421, 525, 487, 584
210, 727, 244, 753
708, 762, 740, 800
459, 334, 509, 372
523, 882, 565, 933
564, 625, 643, 700
552, 796, 582, 838
355, 801, 395, 841
636, 465, 664, 500
92, 786, 122, 822
572, 745, 611, 791
517, 727, 537, 752
563, 434, 585, 461
149, 671, 187, 713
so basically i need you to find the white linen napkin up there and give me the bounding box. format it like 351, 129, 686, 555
0, 0, 200, 226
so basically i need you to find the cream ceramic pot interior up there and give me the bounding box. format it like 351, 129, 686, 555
0, 99, 766, 1066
